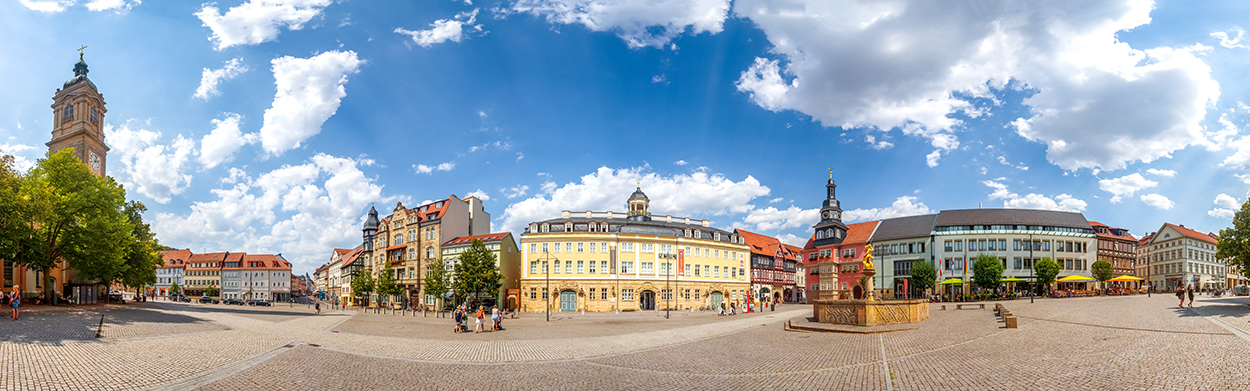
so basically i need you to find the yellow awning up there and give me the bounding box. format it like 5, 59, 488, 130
938, 278, 965, 285
1108, 275, 1144, 282
1057, 275, 1095, 282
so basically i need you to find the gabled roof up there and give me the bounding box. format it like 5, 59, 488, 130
187, 252, 228, 267
1088, 221, 1137, 241
1162, 223, 1218, 244
242, 254, 291, 270
443, 232, 512, 247
843, 220, 879, 245
158, 249, 193, 267
734, 229, 800, 261
333, 248, 352, 256
222, 252, 246, 269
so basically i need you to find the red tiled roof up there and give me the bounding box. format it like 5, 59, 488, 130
1166, 223, 1218, 244
187, 252, 228, 268
843, 220, 879, 245
222, 252, 246, 269
443, 232, 511, 246
1088, 221, 1138, 241
735, 229, 799, 261
333, 248, 351, 256
158, 249, 192, 267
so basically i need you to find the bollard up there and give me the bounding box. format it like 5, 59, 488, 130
941, 305, 946, 310
1004, 316, 1018, 328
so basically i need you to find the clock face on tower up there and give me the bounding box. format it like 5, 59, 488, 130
89, 151, 101, 171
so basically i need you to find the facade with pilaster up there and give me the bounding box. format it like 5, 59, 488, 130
518, 187, 750, 313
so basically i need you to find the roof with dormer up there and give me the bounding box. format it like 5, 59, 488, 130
158, 249, 193, 268
443, 232, 513, 247
1158, 223, 1217, 244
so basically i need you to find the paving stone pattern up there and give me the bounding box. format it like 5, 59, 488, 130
3, 296, 1250, 390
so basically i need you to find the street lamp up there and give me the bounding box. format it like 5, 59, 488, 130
541, 251, 557, 322
659, 251, 677, 319
1029, 233, 1034, 304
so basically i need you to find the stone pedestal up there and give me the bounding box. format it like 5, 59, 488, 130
863, 269, 876, 301
812, 298, 929, 327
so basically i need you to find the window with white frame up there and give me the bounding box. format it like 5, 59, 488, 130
565, 243, 573, 252
622, 243, 635, 252
641, 262, 654, 274
578, 243, 585, 252
642, 243, 654, 253
577, 261, 584, 273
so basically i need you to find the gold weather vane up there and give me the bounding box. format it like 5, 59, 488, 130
77, 45, 87, 56
828, 167, 833, 179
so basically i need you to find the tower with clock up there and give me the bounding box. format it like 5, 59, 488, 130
46, 48, 109, 177
812, 173, 848, 247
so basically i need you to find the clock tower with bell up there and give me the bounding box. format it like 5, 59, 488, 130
812, 173, 848, 247
47, 48, 109, 176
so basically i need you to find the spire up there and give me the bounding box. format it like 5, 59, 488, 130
63, 51, 97, 90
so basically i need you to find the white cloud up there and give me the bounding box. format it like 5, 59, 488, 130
0, 143, 37, 172
1098, 173, 1158, 203
865, 135, 893, 150
86, 0, 139, 12
466, 189, 490, 201
497, 166, 770, 235
503, 185, 529, 199
18, 0, 74, 13
395, 9, 482, 47
195, 0, 333, 50
1209, 193, 1240, 219
925, 150, 942, 167
1146, 168, 1177, 177
152, 153, 384, 275
1212, 28, 1248, 50
413, 164, 432, 174
1140, 193, 1174, 210
259, 50, 362, 156
437, 162, 455, 171
983, 180, 1085, 212
768, 197, 784, 203
734, 0, 1219, 172
194, 58, 248, 100
104, 122, 195, 204
509, 0, 731, 48
674, 160, 688, 166
775, 233, 806, 247
742, 205, 819, 231
198, 113, 257, 169
843, 196, 932, 223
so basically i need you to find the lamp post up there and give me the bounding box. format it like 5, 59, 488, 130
1029, 233, 1035, 304
659, 251, 676, 319
611, 242, 619, 314
542, 251, 555, 322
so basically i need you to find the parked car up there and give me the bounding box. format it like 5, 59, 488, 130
222, 298, 245, 305
199, 296, 220, 304
247, 299, 272, 306
172, 294, 191, 303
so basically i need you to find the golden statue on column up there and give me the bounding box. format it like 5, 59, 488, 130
862, 244, 875, 272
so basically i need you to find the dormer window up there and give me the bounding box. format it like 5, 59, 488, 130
694, 230, 701, 239
531, 224, 538, 233
685, 229, 692, 237
589, 223, 597, 233
564, 223, 572, 232
541, 224, 549, 233
601, 223, 608, 232
436, 201, 444, 208
714, 232, 721, 241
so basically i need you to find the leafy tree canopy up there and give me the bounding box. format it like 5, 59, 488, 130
453, 239, 503, 304
909, 260, 937, 293
972, 253, 1004, 291
424, 260, 451, 308
1034, 257, 1062, 293
376, 262, 401, 302
1091, 260, 1114, 284
1218, 199, 1250, 280
351, 272, 375, 300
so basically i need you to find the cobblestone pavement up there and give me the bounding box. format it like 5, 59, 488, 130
4, 295, 1250, 390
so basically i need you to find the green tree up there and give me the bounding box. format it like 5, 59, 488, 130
350, 272, 374, 307
120, 201, 161, 293
0, 152, 34, 268
1091, 260, 1114, 289
908, 260, 937, 296
424, 260, 451, 309
3, 149, 132, 298
169, 280, 181, 297
453, 239, 503, 306
1218, 199, 1250, 292
1034, 257, 1062, 296
972, 253, 1004, 293
376, 262, 401, 305
205, 285, 217, 297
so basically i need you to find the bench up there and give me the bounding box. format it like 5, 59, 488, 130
955, 304, 985, 310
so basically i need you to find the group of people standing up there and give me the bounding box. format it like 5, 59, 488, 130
453, 304, 501, 333
1177, 284, 1197, 308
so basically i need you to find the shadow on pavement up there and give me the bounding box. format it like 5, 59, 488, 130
0, 304, 215, 345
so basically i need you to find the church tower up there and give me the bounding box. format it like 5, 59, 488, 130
47, 52, 108, 176
812, 174, 848, 247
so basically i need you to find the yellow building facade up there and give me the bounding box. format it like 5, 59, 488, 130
519, 188, 751, 313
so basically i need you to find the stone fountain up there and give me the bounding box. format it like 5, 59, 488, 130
811, 244, 929, 327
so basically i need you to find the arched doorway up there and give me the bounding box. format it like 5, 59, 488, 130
640, 290, 656, 311
853, 285, 864, 300
559, 290, 577, 312
709, 291, 723, 311
783, 288, 793, 302
773, 291, 781, 303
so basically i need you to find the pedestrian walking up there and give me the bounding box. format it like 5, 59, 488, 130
1187, 284, 1195, 308
10, 285, 19, 321
454, 308, 464, 333
1176, 286, 1185, 307
475, 306, 486, 333
315, 301, 321, 314
491, 305, 501, 331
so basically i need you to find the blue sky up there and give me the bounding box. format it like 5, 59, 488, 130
3, 0, 1249, 276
